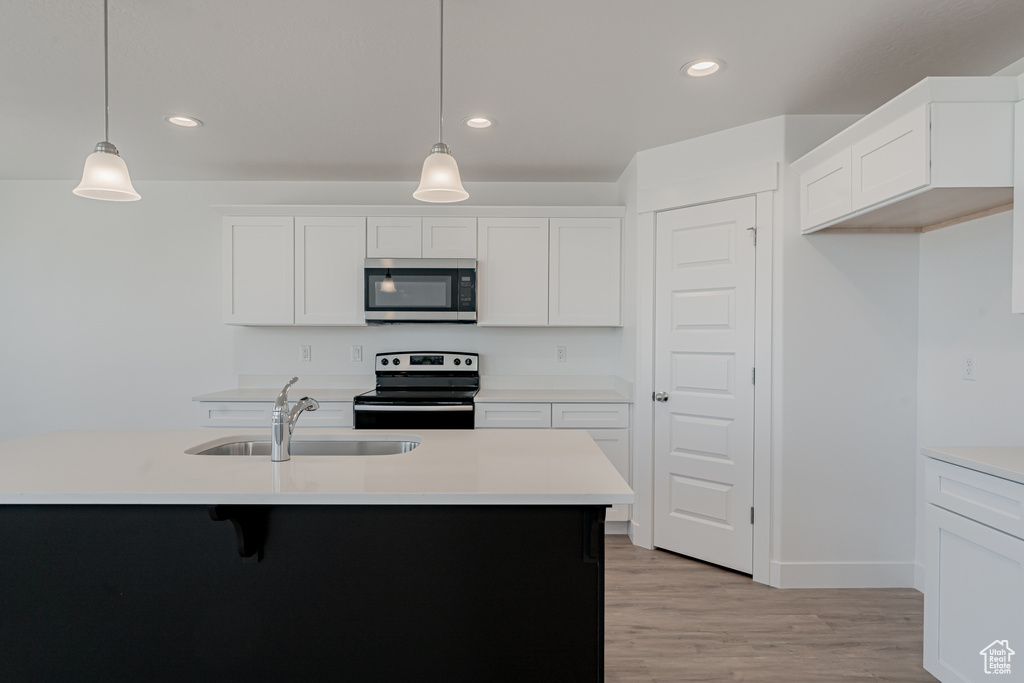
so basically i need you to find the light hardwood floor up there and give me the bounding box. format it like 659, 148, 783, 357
604, 536, 937, 682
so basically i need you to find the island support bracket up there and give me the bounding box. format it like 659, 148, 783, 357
209, 505, 270, 562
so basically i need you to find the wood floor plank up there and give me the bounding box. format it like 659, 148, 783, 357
604, 536, 937, 682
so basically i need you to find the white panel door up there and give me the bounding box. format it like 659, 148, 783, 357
295, 217, 366, 325
549, 218, 621, 326
223, 216, 295, 324
653, 196, 756, 574
477, 218, 548, 325
366, 217, 422, 258
422, 217, 477, 258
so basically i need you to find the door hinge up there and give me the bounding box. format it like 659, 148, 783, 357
751, 507, 755, 524
747, 226, 757, 246
751, 368, 755, 385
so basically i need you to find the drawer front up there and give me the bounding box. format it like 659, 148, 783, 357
198, 401, 354, 428
474, 403, 552, 429
197, 402, 274, 428
926, 458, 1024, 540
294, 402, 354, 428
552, 403, 629, 429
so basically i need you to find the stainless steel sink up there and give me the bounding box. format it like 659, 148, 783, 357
186, 435, 420, 457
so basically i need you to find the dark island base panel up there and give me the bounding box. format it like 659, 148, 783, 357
0, 504, 606, 682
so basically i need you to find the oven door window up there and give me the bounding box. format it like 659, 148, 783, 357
365, 269, 455, 312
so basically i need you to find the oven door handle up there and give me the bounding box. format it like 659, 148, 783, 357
353, 404, 474, 412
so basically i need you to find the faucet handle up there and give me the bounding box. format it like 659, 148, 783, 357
274, 377, 300, 411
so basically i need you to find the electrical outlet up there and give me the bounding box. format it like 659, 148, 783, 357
299, 345, 311, 363
556, 346, 566, 362
351, 345, 362, 362
962, 354, 976, 381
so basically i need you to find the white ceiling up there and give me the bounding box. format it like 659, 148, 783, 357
3, 0, 1023, 183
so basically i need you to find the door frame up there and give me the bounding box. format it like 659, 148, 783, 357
629, 165, 777, 585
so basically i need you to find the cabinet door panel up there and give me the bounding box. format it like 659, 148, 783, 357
477, 218, 549, 325
295, 217, 366, 325
799, 149, 852, 232
223, 217, 294, 324
851, 106, 929, 210
422, 217, 477, 258
366, 217, 422, 258
925, 505, 1024, 682
549, 218, 621, 326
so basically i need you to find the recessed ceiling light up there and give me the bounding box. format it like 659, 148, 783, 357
463, 116, 493, 129
681, 58, 723, 77
163, 115, 203, 128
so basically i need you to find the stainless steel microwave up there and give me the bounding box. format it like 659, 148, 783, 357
364, 259, 476, 323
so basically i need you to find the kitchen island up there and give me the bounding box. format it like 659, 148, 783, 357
0, 428, 632, 682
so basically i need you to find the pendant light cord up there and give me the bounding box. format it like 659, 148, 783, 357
438, 0, 444, 144
103, 0, 109, 143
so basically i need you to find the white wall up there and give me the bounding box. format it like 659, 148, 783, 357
915, 210, 1024, 587
0, 179, 620, 441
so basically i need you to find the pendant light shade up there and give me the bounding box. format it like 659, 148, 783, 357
380, 269, 397, 293
413, 143, 468, 203
74, 142, 140, 201
74, 0, 140, 202
414, 0, 468, 203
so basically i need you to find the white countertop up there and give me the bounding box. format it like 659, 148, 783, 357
922, 446, 1024, 485
192, 388, 373, 402
194, 387, 631, 403
0, 429, 634, 506
474, 388, 631, 403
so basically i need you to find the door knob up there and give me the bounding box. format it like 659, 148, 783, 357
654, 392, 668, 402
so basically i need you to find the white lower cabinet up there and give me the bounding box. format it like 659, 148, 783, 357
476, 402, 631, 523
197, 401, 354, 429
924, 458, 1024, 682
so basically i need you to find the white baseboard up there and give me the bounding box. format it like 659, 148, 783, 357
913, 562, 925, 592
770, 560, 917, 588
605, 521, 629, 535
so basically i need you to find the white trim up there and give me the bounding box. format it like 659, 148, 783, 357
214, 205, 626, 218
770, 560, 917, 589
751, 191, 774, 586
605, 521, 629, 535
637, 163, 778, 214
914, 561, 925, 592
628, 210, 657, 550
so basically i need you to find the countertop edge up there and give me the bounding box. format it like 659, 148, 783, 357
921, 446, 1024, 486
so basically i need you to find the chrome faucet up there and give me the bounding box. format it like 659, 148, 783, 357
271, 377, 319, 462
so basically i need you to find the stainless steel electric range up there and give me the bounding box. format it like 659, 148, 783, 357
353, 351, 479, 430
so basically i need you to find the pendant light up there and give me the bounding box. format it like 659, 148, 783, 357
413, 0, 468, 203
73, 0, 140, 202
380, 269, 397, 293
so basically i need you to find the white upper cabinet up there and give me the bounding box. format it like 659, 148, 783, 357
295, 217, 366, 325
477, 218, 549, 326
421, 217, 477, 258
799, 149, 852, 231
850, 106, 930, 211
223, 216, 295, 325
366, 217, 422, 258
1014, 100, 1024, 314
549, 218, 621, 326
793, 77, 1017, 234
224, 216, 366, 326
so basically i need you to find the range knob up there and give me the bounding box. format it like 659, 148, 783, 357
453, 358, 461, 366
392, 358, 401, 366
381, 358, 389, 366
465, 358, 473, 366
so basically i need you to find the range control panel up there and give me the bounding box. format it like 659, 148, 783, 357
375, 352, 479, 372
